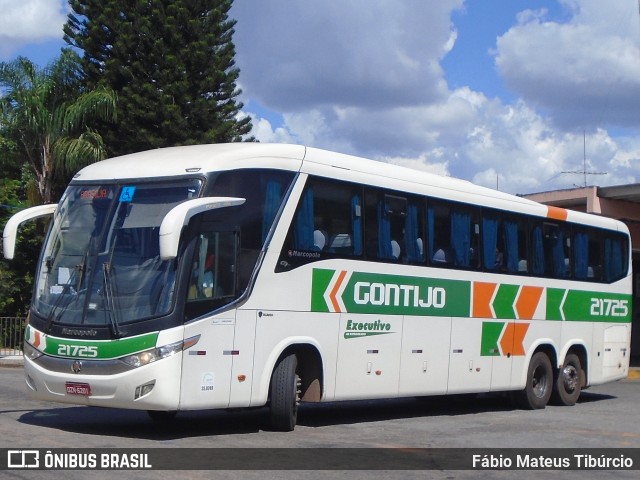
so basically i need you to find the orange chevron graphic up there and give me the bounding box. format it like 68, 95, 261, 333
473, 282, 497, 318
474, 282, 544, 321
515, 286, 544, 320
500, 322, 530, 356
329, 270, 348, 313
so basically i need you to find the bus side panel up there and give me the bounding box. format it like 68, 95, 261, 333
398, 316, 451, 396
590, 322, 604, 385
180, 313, 235, 410
447, 317, 492, 394
250, 311, 339, 407
228, 309, 257, 408
602, 324, 630, 380
591, 323, 631, 385
487, 321, 515, 392
334, 314, 402, 400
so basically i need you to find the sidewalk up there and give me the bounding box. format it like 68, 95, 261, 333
0, 351, 24, 368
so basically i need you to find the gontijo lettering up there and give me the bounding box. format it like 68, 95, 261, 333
311, 269, 471, 316
353, 281, 446, 308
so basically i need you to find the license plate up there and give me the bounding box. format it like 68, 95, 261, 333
65, 382, 91, 396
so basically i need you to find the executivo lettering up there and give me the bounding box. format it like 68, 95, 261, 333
344, 319, 392, 339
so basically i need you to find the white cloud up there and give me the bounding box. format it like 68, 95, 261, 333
249, 116, 296, 144
0, 0, 67, 58
495, 0, 640, 129
2, 0, 638, 196
250, 82, 640, 195
234, 1, 640, 194
232, 1, 463, 111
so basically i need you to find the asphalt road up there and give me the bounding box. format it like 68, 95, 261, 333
0, 365, 639, 480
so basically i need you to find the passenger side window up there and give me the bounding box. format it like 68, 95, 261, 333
427, 201, 479, 269
574, 229, 601, 281
604, 234, 627, 282
364, 191, 424, 263
187, 232, 237, 302
185, 231, 239, 320
531, 222, 571, 278
280, 178, 363, 269
482, 211, 528, 274
275, 176, 629, 283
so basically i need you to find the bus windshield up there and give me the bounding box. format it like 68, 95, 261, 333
33, 180, 201, 329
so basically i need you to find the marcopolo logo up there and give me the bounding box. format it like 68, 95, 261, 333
311, 269, 471, 317
344, 319, 393, 339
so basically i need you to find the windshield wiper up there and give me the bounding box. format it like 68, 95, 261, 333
103, 262, 124, 338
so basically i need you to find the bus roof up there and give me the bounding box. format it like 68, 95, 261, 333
73, 143, 307, 180
73, 143, 626, 233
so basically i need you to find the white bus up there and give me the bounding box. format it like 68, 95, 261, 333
3, 143, 632, 431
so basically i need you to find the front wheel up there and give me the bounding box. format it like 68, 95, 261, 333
551, 353, 583, 406
269, 353, 301, 431
514, 351, 553, 409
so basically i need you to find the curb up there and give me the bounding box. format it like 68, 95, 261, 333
0, 358, 24, 368
627, 368, 640, 380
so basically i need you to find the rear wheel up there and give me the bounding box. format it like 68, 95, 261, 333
269, 353, 301, 431
551, 353, 583, 406
514, 351, 553, 409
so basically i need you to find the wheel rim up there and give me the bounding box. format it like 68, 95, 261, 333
532, 365, 549, 398
562, 365, 579, 393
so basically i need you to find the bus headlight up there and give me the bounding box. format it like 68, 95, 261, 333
120, 335, 200, 368
23, 341, 43, 361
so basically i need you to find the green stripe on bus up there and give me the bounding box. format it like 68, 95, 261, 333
312, 268, 471, 317
312, 269, 631, 323
546, 288, 565, 321
31, 327, 159, 360
546, 288, 631, 323
310, 268, 335, 313
562, 290, 632, 323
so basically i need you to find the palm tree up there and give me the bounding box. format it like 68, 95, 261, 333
0, 50, 116, 204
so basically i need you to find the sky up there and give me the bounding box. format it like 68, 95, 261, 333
2, 0, 640, 195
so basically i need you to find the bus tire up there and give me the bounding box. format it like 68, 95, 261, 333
269, 353, 301, 431
515, 351, 553, 410
551, 353, 583, 406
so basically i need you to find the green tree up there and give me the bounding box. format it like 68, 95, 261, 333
0, 51, 117, 204
0, 178, 42, 317
0, 147, 42, 317
64, 0, 254, 157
